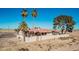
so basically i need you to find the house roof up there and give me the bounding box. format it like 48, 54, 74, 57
27, 28, 52, 33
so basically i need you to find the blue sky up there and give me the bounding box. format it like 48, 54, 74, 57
0, 8, 79, 29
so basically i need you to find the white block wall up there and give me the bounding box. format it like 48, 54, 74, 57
17, 33, 70, 43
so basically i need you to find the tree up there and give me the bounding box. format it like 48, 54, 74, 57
18, 9, 28, 31
32, 8, 37, 18
31, 8, 38, 28
53, 15, 75, 33
18, 21, 28, 31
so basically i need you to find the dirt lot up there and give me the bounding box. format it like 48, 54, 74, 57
0, 30, 79, 51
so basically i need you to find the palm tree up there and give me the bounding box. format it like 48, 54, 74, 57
19, 21, 28, 31
32, 8, 37, 18
18, 9, 28, 31
31, 8, 38, 28
21, 9, 28, 18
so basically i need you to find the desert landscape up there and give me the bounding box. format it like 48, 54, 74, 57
0, 30, 79, 51
0, 8, 79, 51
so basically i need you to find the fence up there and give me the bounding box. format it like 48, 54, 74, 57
17, 33, 70, 42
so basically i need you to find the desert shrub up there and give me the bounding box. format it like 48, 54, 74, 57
19, 48, 29, 51
59, 37, 70, 40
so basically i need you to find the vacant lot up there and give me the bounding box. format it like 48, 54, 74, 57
0, 30, 79, 51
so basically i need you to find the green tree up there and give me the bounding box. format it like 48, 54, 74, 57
19, 21, 28, 31
53, 15, 75, 33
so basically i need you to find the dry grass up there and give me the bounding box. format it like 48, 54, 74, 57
0, 29, 15, 32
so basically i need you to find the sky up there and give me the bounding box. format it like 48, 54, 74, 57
0, 8, 79, 29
